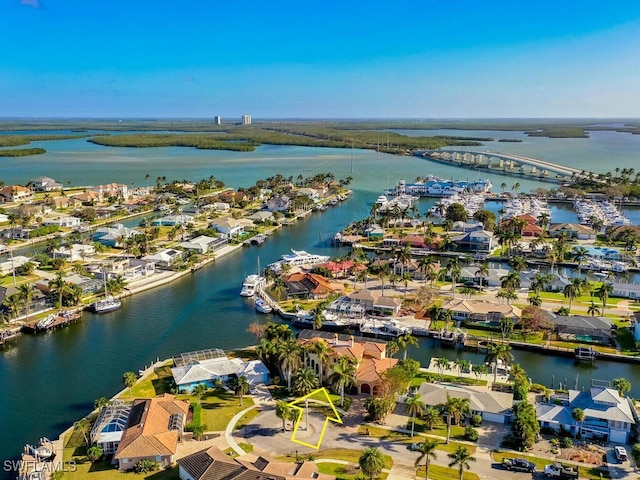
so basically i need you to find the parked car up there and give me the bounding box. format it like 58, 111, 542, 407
502, 458, 536, 472
408, 442, 420, 451
614, 446, 628, 462
544, 462, 579, 478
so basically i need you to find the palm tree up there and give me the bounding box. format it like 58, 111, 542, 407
397, 332, 418, 360
484, 343, 513, 385
17, 283, 34, 321
440, 395, 470, 444
447, 258, 461, 299
94, 397, 109, 411
596, 282, 614, 316
422, 406, 441, 431
405, 394, 425, 437
122, 371, 137, 398
414, 438, 439, 480
49, 272, 70, 310
448, 445, 476, 480
475, 261, 489, 288
572, 407, 585, 436
73, 417, 89, 445
292, 367, 319, 395
386, 339, 400, 358
4, 294, 22, 321
563, 278, 583, 315
328, 356, 357, 407
572, 246, 589, 278
435, 357, 450, 376
587, 301, 600, 317
192, 383, 207, 405
278, 339, 301, 390
234, 375, 250, 405
612, 378, 631, 397
359, 447, 385, 480
276, 400, 293, 431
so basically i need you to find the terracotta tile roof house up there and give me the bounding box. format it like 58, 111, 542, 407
316, 260, 355, 278
297, 330, 397, 395
283, 272, 335, 299
113, 393, 189, 470
178, 446, 335, 480
0, 185, 33, 203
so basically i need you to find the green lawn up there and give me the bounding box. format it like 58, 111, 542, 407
416, 464, 480, 480
548, 341, 618, 354
277, 449, 393, 470
123, 363, 174, 399
491, 451, 609, 480
409, 372, 486, 388
195, 391, 256, 431
357, 423, 468, 443
317, 462, 388, 480
61, 458, 179, 480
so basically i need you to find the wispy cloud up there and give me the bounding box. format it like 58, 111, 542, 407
20, 0, 41, 9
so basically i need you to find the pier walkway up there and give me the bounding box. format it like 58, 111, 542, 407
416, 149, 586, 181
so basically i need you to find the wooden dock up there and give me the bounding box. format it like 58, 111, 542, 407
21, 311, 82, 334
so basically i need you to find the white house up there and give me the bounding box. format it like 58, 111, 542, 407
0, 255, 32, 275
29, 176, 62, 191
612, 282, 640, 300
142, 249, 182, 269
152, 214, 194, 226
537, 386, 635, 443
179, 235, 226, 254
413, 382, 514, 424
43, 216, 82, 228
210, 217, 252, 238
52, 243, 96, 262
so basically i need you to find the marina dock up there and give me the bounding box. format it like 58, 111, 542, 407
21, 311, 82, 334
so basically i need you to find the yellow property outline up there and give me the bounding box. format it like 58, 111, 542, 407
287, 387, 342, 449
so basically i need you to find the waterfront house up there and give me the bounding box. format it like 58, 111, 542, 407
537, 386, 635, 443
611, 282, 640, 299
92, 183, 129, 201
372, 295, 402, 317
0, 255, 32, 275
411, 382, 513, 424
0, 185, 33, 203
52, 243, 96, 262
450, 229, 494, 252
283, 272, 336, 299
549, 313, 612, 345
210, 217, 253, 238
266, 194, 291, 212
113, 393, 189, 470
452, 221, 484, 233
549, 223, 597, 240
364, 225, 385, 239
43, 216, 82, 228
171, 349, 269, 392
440, 298, 522, 324
89, 400, 131, 455
93, 224, 141, 247
28, 176, 62, 191
142, 248, 182, 269
247, 210, 274, 223
179, 235, 227, 254
89, 257, 155, 281
0, 227, 33, 240
325, 296, 367, 318
178, 445, 335, 480
151, 214, 194, 227
459, 266, 509, 287
297, 330, 397, 395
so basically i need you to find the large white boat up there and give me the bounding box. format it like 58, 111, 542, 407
268, 249, 330, 272
240, 274, 265, 297
36, 314, 56, 331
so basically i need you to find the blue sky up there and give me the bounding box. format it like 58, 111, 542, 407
2, 0, 640, 118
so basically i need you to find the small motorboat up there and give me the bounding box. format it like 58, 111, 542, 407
255, 297, 273, 314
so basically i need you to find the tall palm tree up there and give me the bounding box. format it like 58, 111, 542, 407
572, 246, 590, 278
475, 261, 489, 287
422, 406, 441, 431
49, 272, 70, 310
73, 418, 89, 445
359, 447, 385, 480
192, 383, 207, 405
596, 282, 614, 316
234, 375, 250, 405
447, 258, 461, 299
448, 445, 476, 480
405, 394, 425, 437
414, 438, 439, 480
122, 371, 137, 398
397, 332, 418, 360
278, 339, 302, 390
440, 395, 470, 444
17, 283, 34, 321
276, 400, 293, 431
328, 356, 357, 407
292, 367, 319, 395
435, 357, 450, 376
563, 278, 583, 315
4, 294, 22, 321
484, 343, 513, 385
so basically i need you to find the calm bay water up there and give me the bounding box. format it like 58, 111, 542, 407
1, 130, 640, 464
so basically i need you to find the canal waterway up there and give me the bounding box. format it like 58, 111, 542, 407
2, 130, 640, 464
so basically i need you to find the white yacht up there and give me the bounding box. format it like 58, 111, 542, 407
268, 249, 330, 272
91, 296, 122, 313
240, 274, 265, 297
255, 297, 273, 314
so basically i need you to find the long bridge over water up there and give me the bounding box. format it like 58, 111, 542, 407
415, 149, 586, 182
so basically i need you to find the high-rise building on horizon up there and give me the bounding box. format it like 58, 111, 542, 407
242, 114, 251, 125
214, 116, 222, 125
